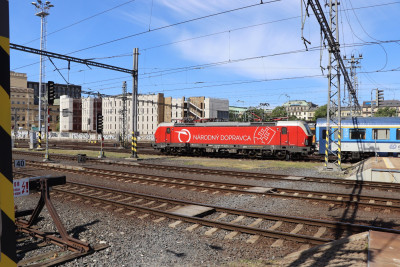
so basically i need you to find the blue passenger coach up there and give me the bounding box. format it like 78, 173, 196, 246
316, 117, 400, 160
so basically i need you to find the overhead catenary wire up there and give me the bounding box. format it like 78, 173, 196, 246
22, 0, 137, 46
66, 0, 281, 56
12, 1, 399, 73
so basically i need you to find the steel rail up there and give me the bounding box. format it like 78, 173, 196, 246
53, 184, 331, 245
61, 181, 400, 235
53, 182, 400, 246
26, 161, 400, 211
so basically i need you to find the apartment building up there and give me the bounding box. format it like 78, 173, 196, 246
169, 97, 229, 122
10, 72, 36, 130
60, 95, 82, 132
362, 100, 400, 117
28, 81, 81, 105
284, 100, 318, 121
59, 93, 229, 136
81, 97, 102, 132
102, 93, 165, 136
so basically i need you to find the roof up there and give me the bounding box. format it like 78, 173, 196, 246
363, 100, 400, 107
158, 120, 309, 128
316, 117, 400, 126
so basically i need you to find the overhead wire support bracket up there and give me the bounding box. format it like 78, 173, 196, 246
10, 43, 135, 75
306, 0, 361, 111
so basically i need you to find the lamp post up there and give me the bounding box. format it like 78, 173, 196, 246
284, 94, 290, 121
371, 88, 377, 117
32, 0, 53, 152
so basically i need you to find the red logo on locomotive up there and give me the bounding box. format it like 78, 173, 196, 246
254, 127, 276, 144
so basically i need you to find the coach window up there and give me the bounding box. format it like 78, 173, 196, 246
350, 129, 366, 140
396, 129, 400, 140
166, 128, 171, 134
373, 129, 390, 140
282, 127, 287, 134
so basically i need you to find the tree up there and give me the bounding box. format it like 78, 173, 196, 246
374, 107, 397, 117
271, 106, 287, 118
313, 105, 327, 121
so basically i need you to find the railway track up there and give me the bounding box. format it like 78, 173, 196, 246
13, 150, 400, 193
14, 141, 158, 154
48, 181, 400, 248
20, 160, 400, 213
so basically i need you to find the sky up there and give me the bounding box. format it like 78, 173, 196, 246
9, 0, 400, 109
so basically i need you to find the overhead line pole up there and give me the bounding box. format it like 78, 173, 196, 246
307, 0, 361, 110
307, 0, 362, 170
131, 48, 139, 158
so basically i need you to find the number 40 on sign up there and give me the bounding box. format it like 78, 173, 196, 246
14, 159, 26, 168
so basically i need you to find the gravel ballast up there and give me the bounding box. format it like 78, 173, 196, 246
13, 153, 399, 266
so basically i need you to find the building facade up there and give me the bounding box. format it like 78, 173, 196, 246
81, 97, 102, 132
169, 96, 229, 122
10, 72, 36, 131
362, 100, 400, 117
102, 93, 165, 137
60, 95, 82, 132
27, 81, 81, 105
284, 100, 318, 121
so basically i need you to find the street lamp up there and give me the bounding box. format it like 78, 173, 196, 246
32, 0, 53, 159
282, 94, 290, 121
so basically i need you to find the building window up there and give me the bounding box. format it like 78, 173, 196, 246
350, 129, 366, 140
373, 129, 390, 140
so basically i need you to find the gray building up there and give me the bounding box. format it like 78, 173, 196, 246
27, 81, 81, 105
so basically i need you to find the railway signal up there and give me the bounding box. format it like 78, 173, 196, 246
376, 89, 384, 107
47, 81, 55, 105
96, 113, 103, 134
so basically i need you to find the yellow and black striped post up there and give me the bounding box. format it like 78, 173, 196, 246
131, 131, 137, 158
324, 129, 329, 168
0, 0, 17, 265
337, 128, 341, 169
37, 131, 41, 148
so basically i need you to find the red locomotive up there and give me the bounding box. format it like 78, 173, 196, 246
152, 121, 314, 160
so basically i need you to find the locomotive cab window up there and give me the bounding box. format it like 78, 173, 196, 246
396, 129, 400, 140
281, 127, 287, 134
350, 129, 366, 140
166, 128, 171, 134
373, 129, 390, 140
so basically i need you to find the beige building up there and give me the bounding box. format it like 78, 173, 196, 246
59, 93, 230, 137
362, 100, 400, 117
169, 96, 229, 122
11, 71, 60, 132
10, 72, 36, 130
284, 100, 318, 121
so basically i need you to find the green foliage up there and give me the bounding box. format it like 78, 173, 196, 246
374, 107, 397, 117
271, 106, 287, 118
313, 105, 327, 121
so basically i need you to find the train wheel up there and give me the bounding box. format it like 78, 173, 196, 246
275, 151, 286, 160
291, 153, 300, 161
248, 151, 257, 158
